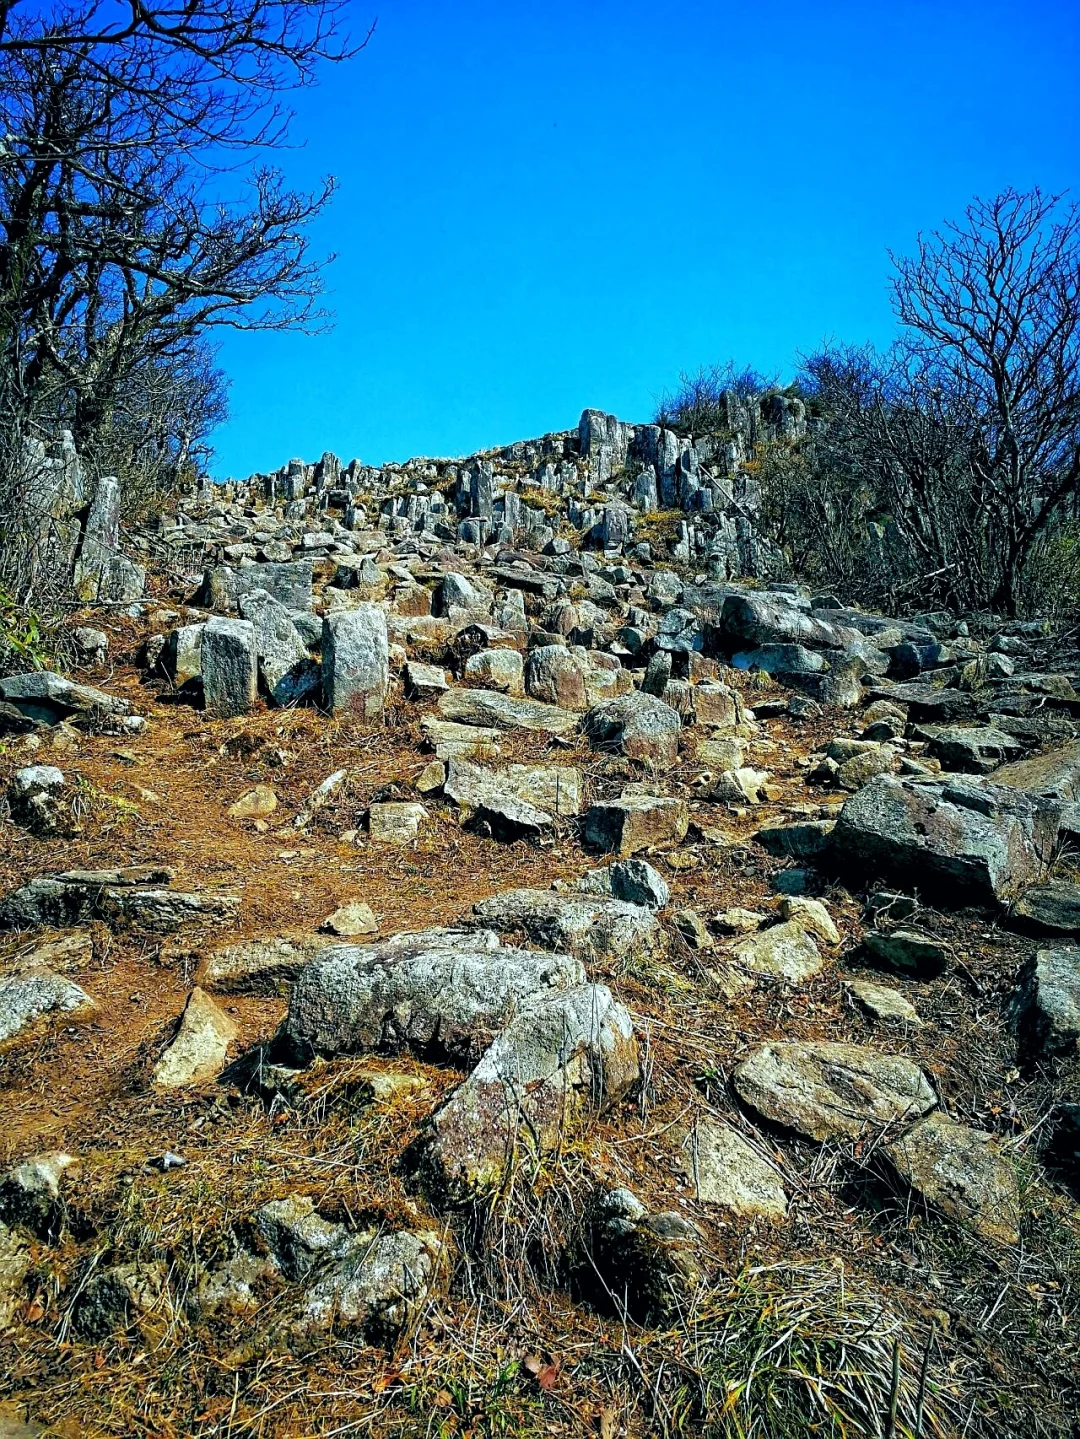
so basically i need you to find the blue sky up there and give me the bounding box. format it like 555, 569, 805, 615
210, 0, 1080, 478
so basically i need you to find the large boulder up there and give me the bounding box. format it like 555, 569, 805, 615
419, 983, 638, 1201
828, 775, 1061, 907
993, 740, 1080, 802
237, 588, 319, 705
470, 889, 659, 967
284, 928, 585, 1064
201, 617, 258, 717
716, 593, 842, 651
322, 605, 389, 718
582, 692, 682, 767
733, 1041, 937, 1141
0, 965, 96, 1046
203, 560, 313, 613
582, 794, 689, 856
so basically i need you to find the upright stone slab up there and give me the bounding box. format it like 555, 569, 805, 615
201, 618, 258, 718
322, 605, 389, 718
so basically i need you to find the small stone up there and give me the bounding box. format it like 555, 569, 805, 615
153, 987, 239, 1088
228, 785, 278, 819
885, 1112, 1021, 1244
404, 662, 450, 699
320, 901, 378, 937
6, 765, 65, 835
368, 801, 427, 845
674, 908, 710, 949
678, 1118, 787, 1220
846, 979, 922, 1025
778, 895, 840, 945
862, 929, 948, 979
727, 920, 823, 985
415, 759, 446, 794
714, 907, 765, 934
0, 965, 97, 1046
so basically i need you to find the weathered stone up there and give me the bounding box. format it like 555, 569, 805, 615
438, 687, 578, 735
734, 1041, 936, 1141
0, 964, 96, 1046
153, 987, 239, 1087
320, 901, 378, 937
862, 929, 948, 979
163, 624, 204, 687
0, 1152, 76, 1240
846, 979, 922, 1025
0, 1222, 32, 1331
322, 605, 389, 718
443, 759, 581, 838
1015, 948, 1080, 1059
678, 1118, 787, 1219
885, 1112, 1020, 1244
368, 801, 427, 844
717, 593, 842, 651
993, 739, 1080, 802
299, 1227, 447, 1340
727, 921, 823, 985
201, 617, 258, 717
285, 928, 584, 1063
420, 983, 638, 1201
72, 1259, 168, 1338
674, 908, 711, 948
204, 561, 313, 614
582, 794, 689, 856
237, 588, 318, 705
0, 672, 130, 726
463, 648, 524, 696
692, 682, 740, 728
421, 717, 502, 761
828, 775, 1061, 907
916, 725, 1025, 774
471, 889, 659, 967
6, 765, 65, 835
755, 820, 835, 860
711, 766, 771, 804
778, 895, 840, 945
293, 769, 346, 828
582, 692, 682, 767
228, 784, 278, 819
198, 934, 329, 994
403, 662, 450, 699
1011, 881, 1080, 936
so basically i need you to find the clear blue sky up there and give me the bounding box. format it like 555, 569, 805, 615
210, 0, 1080, 478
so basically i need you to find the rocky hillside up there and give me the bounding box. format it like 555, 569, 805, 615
1, 406, 1079, 1439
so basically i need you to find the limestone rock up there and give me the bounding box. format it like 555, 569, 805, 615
0, 672, 130, 726
828, 775, 1061, 907
734, 1041, 936, 1141
299, 1227, 447, 1340
582, 692, 682, 768
0, 964, 96, 1046
727, 920, 823, 985
201, 617, 258, 717
153, 987, 239, 1087
471, 888, 659, 967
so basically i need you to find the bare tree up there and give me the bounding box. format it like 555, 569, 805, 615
892, 187, 1080, 613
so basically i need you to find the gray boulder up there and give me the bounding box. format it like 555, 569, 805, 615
6, 766, 65, 835
578, 858, 670, 910
419, 983, 638, 1201
285, 927, 585, 1063
717, 593, 842, 651
582, 793, 689, 856
0, 965, 96, 1046
0, 672, 130, 726
470, 888, 659, 967
678, 1118, 787, 1219
582, 692, 682, 767
915, 724, 1025, 774
885, 1112, 1020, 1244
322, 605, 389, 718
1015, 948, 1080, 1058
734, 1041, 937, 1141
201, 617, 258, 717
203, 560, 313, 613
1011, 881, 1080, 936
828, 775, 1061, 907
862, 928, 948, 979
993, 739, 1080, 802
238, 588, 319, 705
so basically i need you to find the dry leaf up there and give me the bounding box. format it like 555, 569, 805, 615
599, 1408, 617, 1439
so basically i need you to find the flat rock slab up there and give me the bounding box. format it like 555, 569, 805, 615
734, 1041, 936, 1141
470, 889, 659, 967
0, 871, 236, 934
828, 775, 1061, 907
420, 983, 638, 1201
915, 725, 1025, 774
583, 794, 689, 856
437, 688, 578, 735
678, 1118, 787, 1219
0, 672, 130, 726
885, 1112, 1020, 1244
421, 718, 502, 761
153, 987, 238, 1087
444, 759, 582, 839
0, 965, 97, 1046
285, 927, 585, 1063
862, 928, 948, 979
726, 920, 823, 985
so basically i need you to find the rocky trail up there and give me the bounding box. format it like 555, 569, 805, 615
1, 408, 1079, 1438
